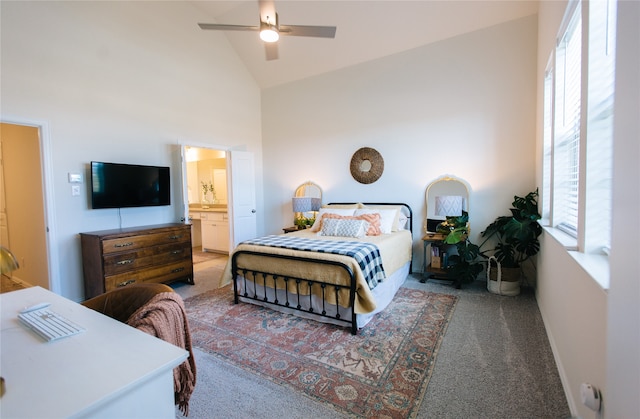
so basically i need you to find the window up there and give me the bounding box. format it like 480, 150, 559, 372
542, 0, 616, 255
553, 4, 582, 237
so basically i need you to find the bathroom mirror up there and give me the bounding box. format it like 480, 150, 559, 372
425, 175, 470, 233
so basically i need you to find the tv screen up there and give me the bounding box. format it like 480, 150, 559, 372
91, 161, 170, 209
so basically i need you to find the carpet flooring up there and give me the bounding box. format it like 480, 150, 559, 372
174, 263, 571, 418
184, 285, 457, 418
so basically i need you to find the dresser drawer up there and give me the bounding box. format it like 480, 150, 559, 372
103, 242, 191, 276
101, 230, 191, 255
81, 223, 194, 299
105, 260, 193, 291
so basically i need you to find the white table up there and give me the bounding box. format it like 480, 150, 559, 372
0, 286, 188, 418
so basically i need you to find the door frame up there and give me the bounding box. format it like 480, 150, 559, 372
179, 142, 231, 249
1, 117, 59, 293
178, 143, 257, 253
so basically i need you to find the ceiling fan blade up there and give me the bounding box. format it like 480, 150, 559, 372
280, 24, 336, 38
198, 23, 259, 32
264, 42, 279, 61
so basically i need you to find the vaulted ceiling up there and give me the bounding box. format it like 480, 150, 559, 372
190, 1, 539, 89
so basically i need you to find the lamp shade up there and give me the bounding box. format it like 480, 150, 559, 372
435, 195, 464, 217
0, 246, 19, 275
310, 197, 321, 211
292, 197, 313, 213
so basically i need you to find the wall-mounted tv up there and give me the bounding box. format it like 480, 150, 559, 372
90, 161, 170, 209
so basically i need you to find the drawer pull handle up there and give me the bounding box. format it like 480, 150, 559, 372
114, 242, 134, 248
170, 250, 183, 255
169, 235, 182, 240
116, 259, 134, 265
171, 267, 185, 274
117, 279, 136, 287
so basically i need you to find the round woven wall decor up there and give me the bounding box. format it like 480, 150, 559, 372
350, 147, 384, 184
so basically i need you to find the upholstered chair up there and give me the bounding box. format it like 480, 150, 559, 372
82, 283, 174, 323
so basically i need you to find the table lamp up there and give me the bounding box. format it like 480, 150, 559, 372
291, 196, 320, 228
435, 195, 464, 217
0, 246, 19, 276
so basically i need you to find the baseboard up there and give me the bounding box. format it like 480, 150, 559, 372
6, 275, 33, 289
535, 289, 578, 416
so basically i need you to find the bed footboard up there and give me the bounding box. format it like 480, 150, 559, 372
231, 250, 358, 335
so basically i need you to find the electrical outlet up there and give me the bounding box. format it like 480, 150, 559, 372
580, 382, 601, 411
71, 185, 80, 196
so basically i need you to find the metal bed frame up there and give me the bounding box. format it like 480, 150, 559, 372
230, 203, 413, 335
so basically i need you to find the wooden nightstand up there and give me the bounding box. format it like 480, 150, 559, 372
282, 226, 299, 234
422, 232, 461, 288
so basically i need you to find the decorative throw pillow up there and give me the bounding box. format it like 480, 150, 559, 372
310, 208, 357, 232
315, 213, 382, 235
354, 208, 397, 234
360, 205, 403, 231
320, 218, 369, 238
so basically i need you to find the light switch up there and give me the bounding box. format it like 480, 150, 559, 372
71, 185, 80, 196
68, 173, 83, 183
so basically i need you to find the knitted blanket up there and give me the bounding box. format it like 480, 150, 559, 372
127, 291, 197, 416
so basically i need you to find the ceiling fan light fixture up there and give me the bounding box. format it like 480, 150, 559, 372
260, 25, 279, 43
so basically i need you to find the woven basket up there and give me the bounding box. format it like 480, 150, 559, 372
486, 256, 521, 296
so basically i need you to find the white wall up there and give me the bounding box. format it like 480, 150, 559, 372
536, 1, 640, 418
606, 1, 640, 417
262, 15, 538, 268
1, 1, 263, 300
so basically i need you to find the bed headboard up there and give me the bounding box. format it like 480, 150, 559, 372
326, 202, 413, 238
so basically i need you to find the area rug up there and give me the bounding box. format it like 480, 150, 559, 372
184, 285, 457, 418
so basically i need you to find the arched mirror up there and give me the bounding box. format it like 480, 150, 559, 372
425, 175, 470, 233
292, 181, 322, 228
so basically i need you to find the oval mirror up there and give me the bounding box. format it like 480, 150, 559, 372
425, 175, 470, 233
293, 181, 322, 227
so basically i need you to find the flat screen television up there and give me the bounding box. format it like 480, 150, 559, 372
90, 161, 170, 209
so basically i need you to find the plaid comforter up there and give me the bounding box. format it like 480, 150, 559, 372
241, 235, 386, 290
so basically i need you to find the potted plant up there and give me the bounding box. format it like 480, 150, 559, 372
438, 211, 470, 245
447, 239, 483, 286
294, 215, 315, 229
479, 189, 542, 295
432, 211, 484, 286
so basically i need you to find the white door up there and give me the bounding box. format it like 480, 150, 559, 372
228, 150, 257, 247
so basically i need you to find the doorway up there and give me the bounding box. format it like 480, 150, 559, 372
0, 122, 50, 290
180, 145, 257, 258
183, 146, 229, 262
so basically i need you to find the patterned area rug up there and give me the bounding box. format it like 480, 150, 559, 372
184, 285, 457, 418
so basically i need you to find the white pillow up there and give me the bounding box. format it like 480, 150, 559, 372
398, 213, 408, 230
310, 208, 356, 232
354, 208, 397, 234
320, 218, 368, 238
361, 205, 403, 231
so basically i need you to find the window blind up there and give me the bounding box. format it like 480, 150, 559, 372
542, 67, 554, 223
554, 5, 582, 237
584, 0, 616, 254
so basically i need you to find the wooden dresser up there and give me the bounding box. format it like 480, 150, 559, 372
80, 223, 194, 299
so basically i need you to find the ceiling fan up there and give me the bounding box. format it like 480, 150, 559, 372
198, 0, 336, 61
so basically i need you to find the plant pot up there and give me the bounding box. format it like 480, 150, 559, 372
486, 257, 521, 296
